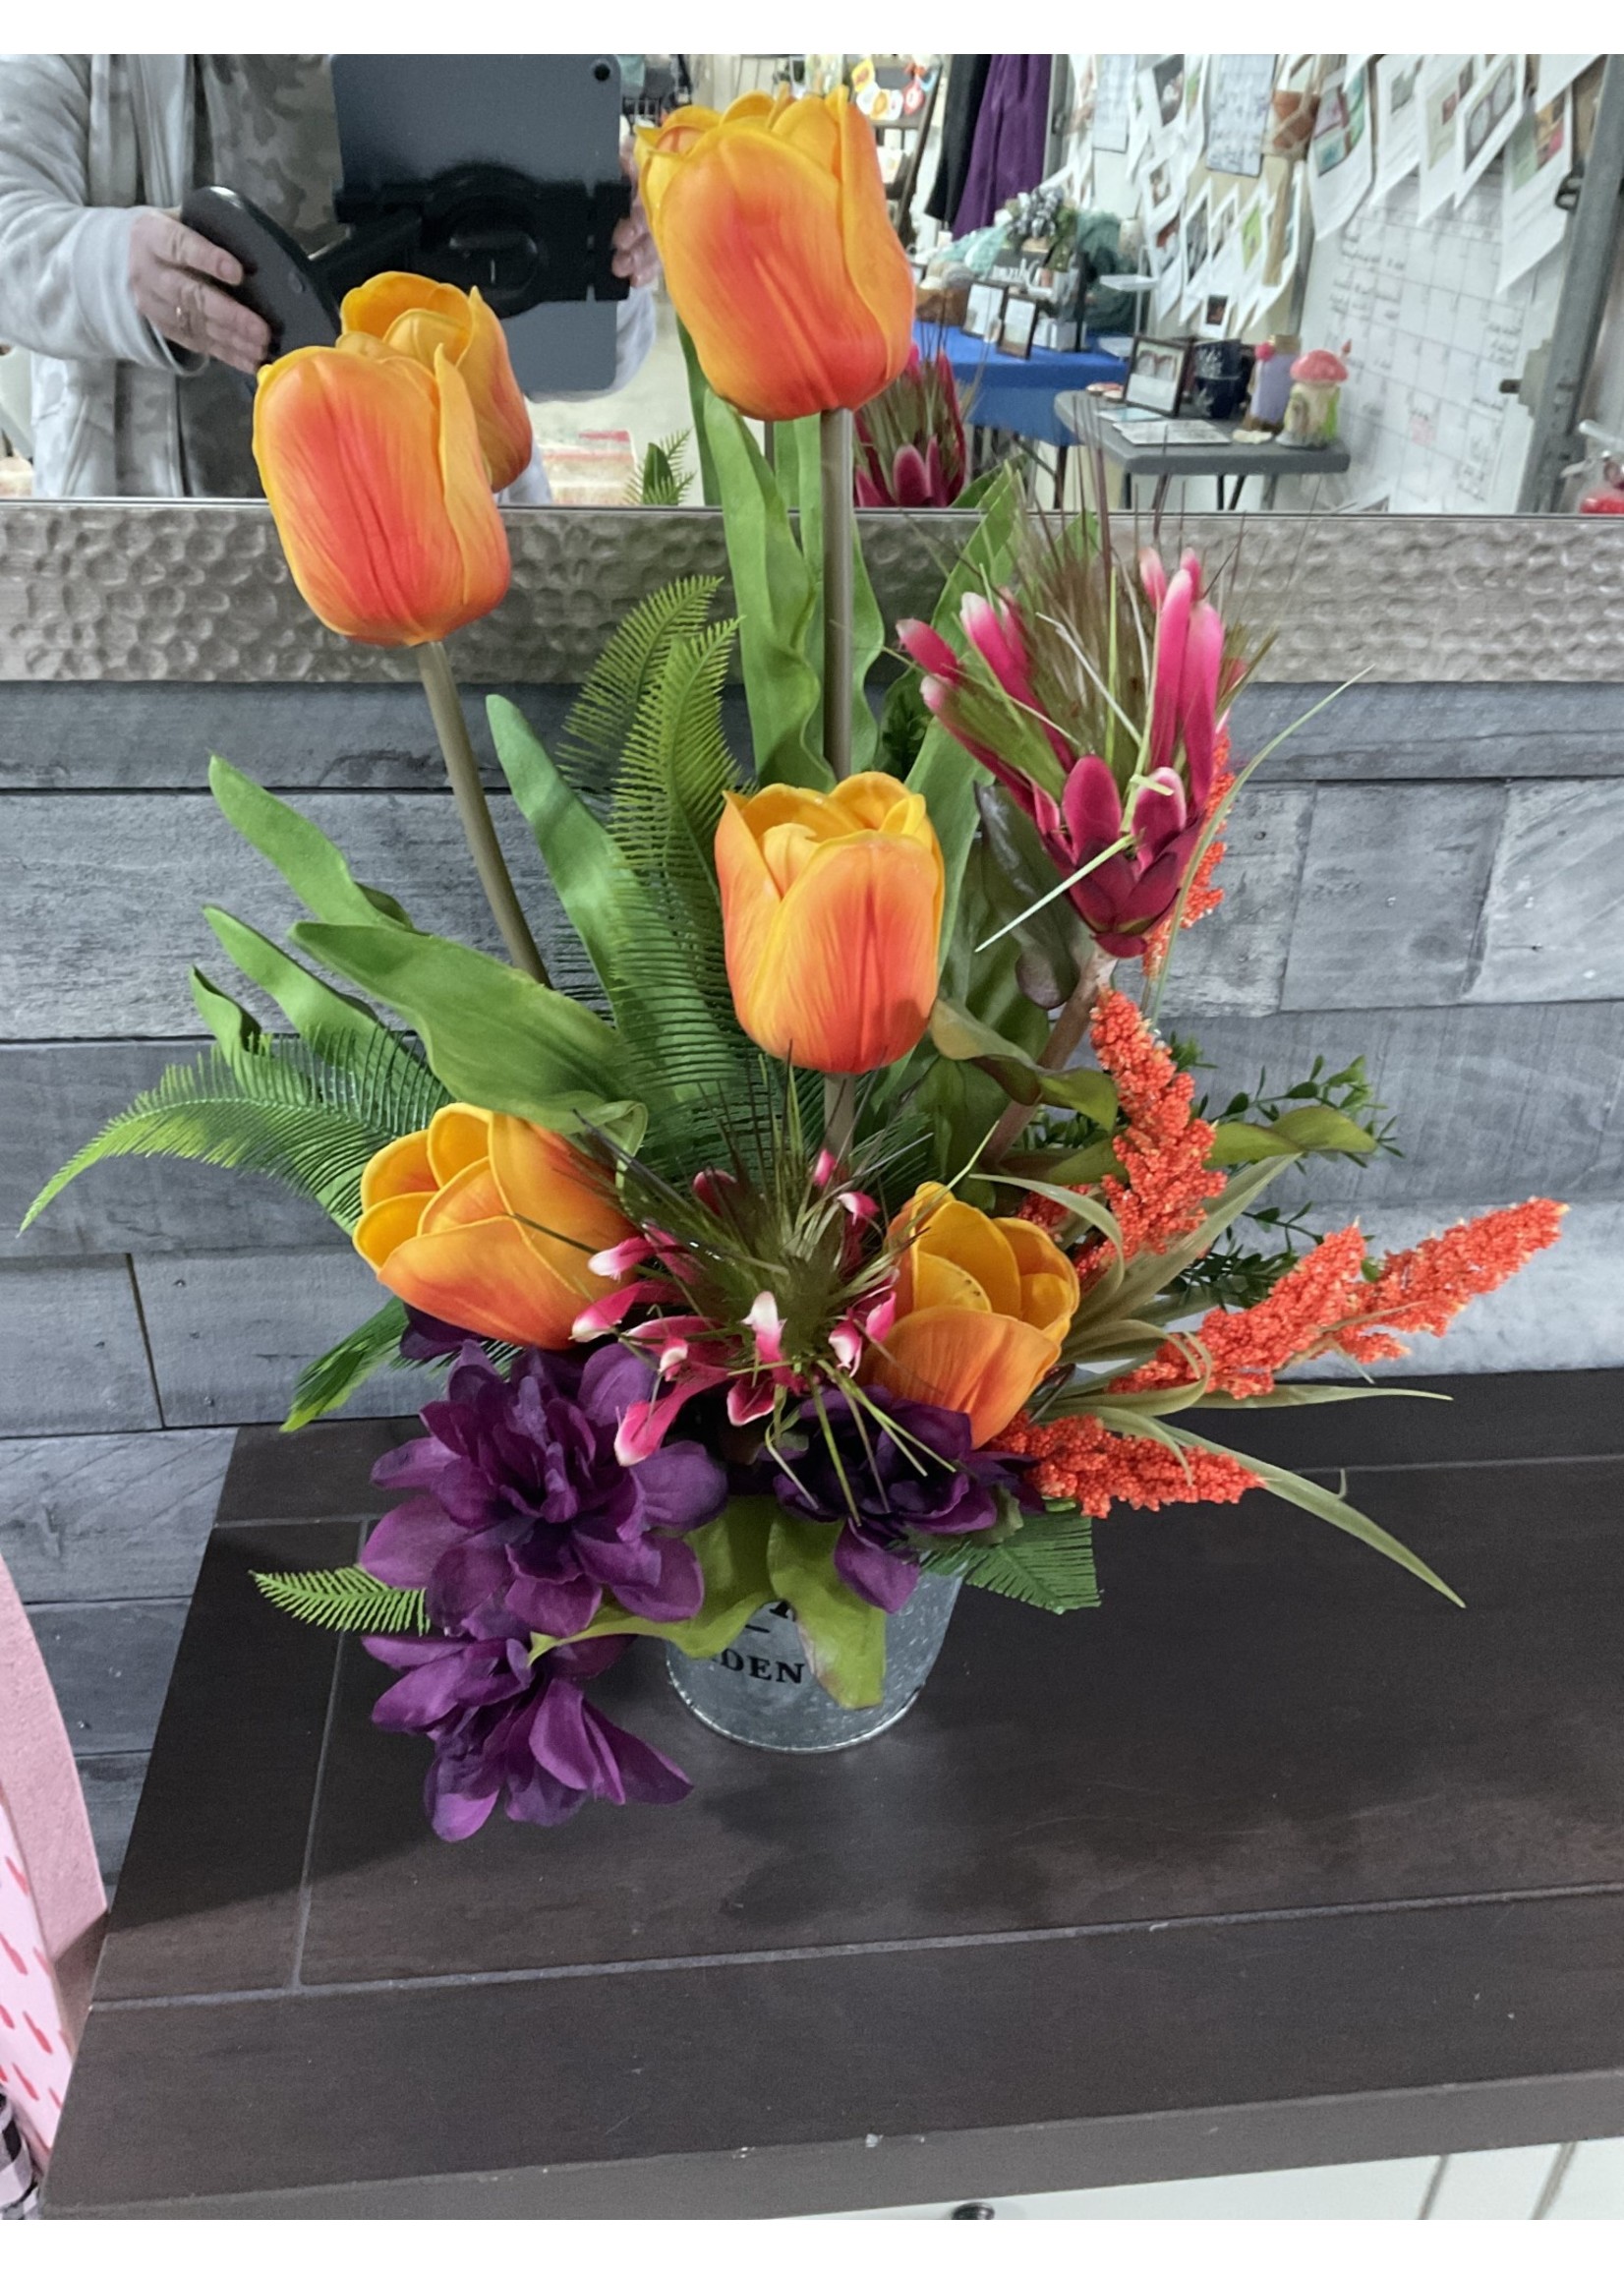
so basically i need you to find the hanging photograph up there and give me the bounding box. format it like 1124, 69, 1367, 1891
1180, 186, 1211, 318
1091, 51, 1134, 152
1208, 190, 1242, 295
1498, 90, 1571, 291
1141, 53, 1187, 133
1307, 59, 1373, 237
1371, 54, 1424, 204
1534, 54, 1597, 107
1458, 55, 1525, 201
1418, 54, 1477, 220
1204, 54, 1277, 177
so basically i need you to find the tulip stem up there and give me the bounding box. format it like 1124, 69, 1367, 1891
981, 946, 1116, 1170
418, 643, 551, 988
824, 1072, 858, 1160
821, 407, 855, 780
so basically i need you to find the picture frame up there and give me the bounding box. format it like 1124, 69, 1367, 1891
963, 280, 1004, 338
1124, 333, 1191, 414
996, 290, 1040, 359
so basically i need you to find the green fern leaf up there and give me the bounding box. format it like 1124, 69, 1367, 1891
920, 1509, 1100, 1612
555, 574, 724, 802
25, 1026, 447, 1235
284, 1299, 411, 1430
253, 1564, 429, 1634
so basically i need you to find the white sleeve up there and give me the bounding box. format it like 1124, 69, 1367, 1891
0, 54, 183, 370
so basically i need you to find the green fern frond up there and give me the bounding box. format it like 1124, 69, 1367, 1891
253, 1564, 429, 1634
284, 1298, 411, 1430
920, 1509, 1100, 1612
555, 574, 724, 802
25, 1025, 448, 1234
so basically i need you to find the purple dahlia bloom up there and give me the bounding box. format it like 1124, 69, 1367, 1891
767, 1387, 1037, 1611
362, 1343, 727, 1639
364, 1621, 690, 1840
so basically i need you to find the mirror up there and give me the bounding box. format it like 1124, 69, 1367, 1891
0, 52, 1615, 516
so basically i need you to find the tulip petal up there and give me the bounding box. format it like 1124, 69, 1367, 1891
360, 1127, 435, 1210
456, 289, 535, 492
867, 1309, 1062, 1446
342, 271, 470, 342
833, 88, 915, 382
487, 1116, 630, 1259
908, 1191, 1023, 1316
375, 1216, 582, 1349
355, 1190, 432, 1268
432, 349, 512, 623
757, 833, 942, 1073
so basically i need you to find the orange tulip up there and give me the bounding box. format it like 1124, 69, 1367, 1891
715, 771, 944, 1075
254, 343, 510, 648
340, 272, 534, 492
637, 87, 914, 422
354, 1105, 632, 1350
864, 1185, 1078, 1445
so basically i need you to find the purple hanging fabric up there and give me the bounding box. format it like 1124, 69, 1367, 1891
952, 55, 1053, 235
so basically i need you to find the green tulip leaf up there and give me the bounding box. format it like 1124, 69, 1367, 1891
767, 1513, 887, 1709
207, 758, 413, 930
703, 397, 827, 789
203, 906, 388, 1055
290, 921, 636, 1122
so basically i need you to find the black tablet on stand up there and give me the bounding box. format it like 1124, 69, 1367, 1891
181, 54, 631, 392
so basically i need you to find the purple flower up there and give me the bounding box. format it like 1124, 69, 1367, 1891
362, 1343, 727, 1640
364, 1620, 690, 1840
766, 1387, 1037, 1611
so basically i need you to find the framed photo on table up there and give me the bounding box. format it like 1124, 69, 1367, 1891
963, 280, 1004, 338
996, 290, 1040, 359
1124, 333, 1191, 414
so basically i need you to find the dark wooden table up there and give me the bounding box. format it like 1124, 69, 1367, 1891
45, 1371, 1624, 2217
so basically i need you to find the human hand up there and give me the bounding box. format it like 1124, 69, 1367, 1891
128, 210, 272, 375
612, 144, 660, 289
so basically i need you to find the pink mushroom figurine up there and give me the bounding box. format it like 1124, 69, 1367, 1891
1283, 345, 1349, 445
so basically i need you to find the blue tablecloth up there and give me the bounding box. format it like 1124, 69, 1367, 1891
917, 322, 1130, 448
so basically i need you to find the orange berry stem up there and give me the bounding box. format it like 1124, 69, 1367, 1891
417, 641, 551, 987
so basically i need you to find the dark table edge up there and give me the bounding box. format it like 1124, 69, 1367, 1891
45, 2070, 1624, 2219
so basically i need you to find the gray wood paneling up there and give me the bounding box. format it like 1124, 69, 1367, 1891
4, 1041, 343, 1256
1157, 788, 1314, 1015
2, 679, 1618, 792
1279, 784, 1506, 1010
79, 1753, 147, 1890
0, 679, 756, 792
0, 787, 567, 1038
1184, 1003, 1624, 1205
1467, 782, 1624, 1003
134, 1248, 428, 1429
1227, 682, 1624, 780
0, 1257, 158, 1433
27, 1597, 188, 1754
0, 1427, 231, 1600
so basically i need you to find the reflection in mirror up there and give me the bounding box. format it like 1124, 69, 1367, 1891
0, 52, 1616, 514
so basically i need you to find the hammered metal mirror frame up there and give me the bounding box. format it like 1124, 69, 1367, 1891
0, 505, 1620, 684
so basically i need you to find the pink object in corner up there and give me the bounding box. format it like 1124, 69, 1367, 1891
0, 1555, 107, 2166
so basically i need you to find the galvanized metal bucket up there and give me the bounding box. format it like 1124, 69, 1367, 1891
665, 1571, 961, 1752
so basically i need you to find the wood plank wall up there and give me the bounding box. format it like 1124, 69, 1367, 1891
1, 506, 1620, 1882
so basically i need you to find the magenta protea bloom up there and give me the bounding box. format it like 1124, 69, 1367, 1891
898, 546, 1243, 958
854, 345, 969, 508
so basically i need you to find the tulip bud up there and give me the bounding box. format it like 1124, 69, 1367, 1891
714, 772, 945, 1075
254, 346, 510, 647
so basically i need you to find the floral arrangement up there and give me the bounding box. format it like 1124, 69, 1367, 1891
29, 91, 1561, 1841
